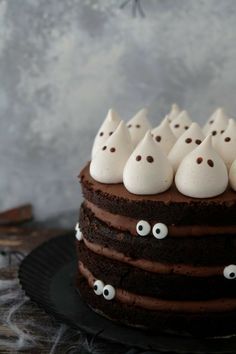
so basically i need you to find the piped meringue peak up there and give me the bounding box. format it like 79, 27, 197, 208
170, 110, 192, 138
90, 121, 133, 184
167, 103, 180, 122
203, 108, 229, 147
215, 119, 236, 169
175, 135, 228, 198
203, 108, 228, 136
91, 109, 121, 158
123, 131, 173, 195
127, 108, 152, 147
151, 117, 176, 155
229, 160, 236, 191
168, 122, 205, 171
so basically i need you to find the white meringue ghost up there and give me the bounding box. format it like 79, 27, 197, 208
203, 108, 229, 147
90, 121, 133, 184
167, 103, 180, 122
123, 131, 173, 195
168, 122, 205, 171
91, 109, 121, 158
215, 119, 236, 169
127, 108, 151, 147
170, 110, 192, 138
175, 136, 228, 198
151, 117, 176, 154
203, 108, 228, 136
229, 160, 236, 191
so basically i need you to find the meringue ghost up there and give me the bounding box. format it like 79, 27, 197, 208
229, 160, 236, 191
90, 121, 133, 184
203, 108, 228, 136
215, 119, 236, 169
168, 122, 205, 171
127, 108, 151, 147
167, 103, 180, 122
175, 136, 228, 198
91, 109, 121, 158
123, 131, 173, 195
203, 108, 229, 147
170, 110, 192, 138
151, 117, 176, 154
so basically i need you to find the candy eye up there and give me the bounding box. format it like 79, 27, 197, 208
93, 280, 104, 295
75, 223, 82, 241
103, 285, 116, 300
223, 265, 236, 279
152, 223, 168, 239
136, 220, 151, 236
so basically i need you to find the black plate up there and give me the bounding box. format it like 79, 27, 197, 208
19, 233, 236, 354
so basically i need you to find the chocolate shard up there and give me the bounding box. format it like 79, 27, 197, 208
0, 204, 33, 226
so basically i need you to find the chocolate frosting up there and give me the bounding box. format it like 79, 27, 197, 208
79, 261, 236, 313
85, 200, 236, 237
82, 237, 223, 277
80, 163, 236, 224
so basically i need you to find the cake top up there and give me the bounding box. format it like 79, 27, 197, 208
89, 106, 236, 198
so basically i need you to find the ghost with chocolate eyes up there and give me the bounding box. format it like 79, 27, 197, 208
168, 122, 205, 171
151, 117, 176, 154
175, 135, 228, 198
166, 103, 180, 122
169, 110, 192, 138
203, 108, 228, 136
127, 108, 152, 147
123, 131, 173, 195
203, 108, 229, 147
91, 109, 121, 158
90, 121, 133, 183
215, 119, 236, 169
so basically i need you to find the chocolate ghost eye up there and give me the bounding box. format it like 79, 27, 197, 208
223, 265, 236, 279
152, 223, 168, 239
93, 280, 104, 295
136, 220, 151, 236
103, 285, 116, 300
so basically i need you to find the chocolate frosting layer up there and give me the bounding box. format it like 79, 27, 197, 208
82, 237, 223, 277
77, 273, 236, 336
86, 200, 236, 237
79, 261, 236, 313
80, 163, 236, 224
80, 204, 236, 266
78, 241, 236, 300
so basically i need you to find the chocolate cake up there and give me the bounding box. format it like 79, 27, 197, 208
76, 107, 236, 337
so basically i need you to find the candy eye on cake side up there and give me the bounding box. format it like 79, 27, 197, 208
223, 265, 236, 280
152, 223, 168, 239
93, 280, 105, 295
103, 284, 116, 300
136, 220, 151, 236
75, 222, 83, 241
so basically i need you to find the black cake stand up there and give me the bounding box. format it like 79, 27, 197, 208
18, 233, 236, 354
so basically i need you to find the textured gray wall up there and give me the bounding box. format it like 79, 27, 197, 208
1, 0, 236, 219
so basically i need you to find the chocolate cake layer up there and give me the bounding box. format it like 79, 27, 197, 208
86, 200, 236, 238
79, 203, 236, 266
80, 164, 236, 225
77, 268, 236, 337
78, 241, 236, 300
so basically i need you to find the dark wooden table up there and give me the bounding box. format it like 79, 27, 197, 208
0, 205, 84, 354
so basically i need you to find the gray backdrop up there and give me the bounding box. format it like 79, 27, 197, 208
1, 0, 236, 220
